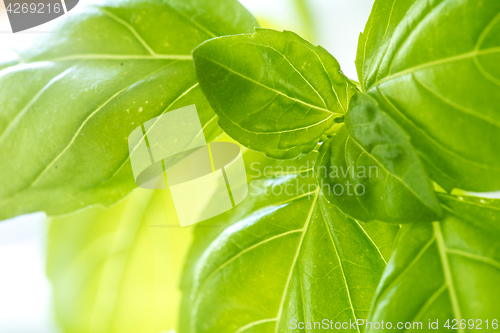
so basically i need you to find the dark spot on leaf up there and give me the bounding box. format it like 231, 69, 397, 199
334, 116, 344, 123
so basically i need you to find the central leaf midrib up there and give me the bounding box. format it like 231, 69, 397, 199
322, 204, 360, 333
433, 222, 464, 332
198, 56, 337, 116
245, 41, 329, 109
40, 54, 193, 62
347, 134, 436, 212
192, 191, 319, 313
61, 82, 203, 204
274, 190, 319, 332
0, 62, 177, 203
367, 46, 500, 92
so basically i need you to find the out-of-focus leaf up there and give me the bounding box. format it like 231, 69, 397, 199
193, 28, 356, 159
180, 149, 399, 333
47, 188, 191, 333
367, 194, 500, 331
317, 93, 442, 224
0, 0, 258, 221
291, 0, 316, 43
356, 0, 500, 191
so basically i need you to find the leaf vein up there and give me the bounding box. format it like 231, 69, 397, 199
433, 222, 463, 331
274, 190, 319, 332
99, 7, 156, 56
376, 87, 500, 172
322, 201, 360, 333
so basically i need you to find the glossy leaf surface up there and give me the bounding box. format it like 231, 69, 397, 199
357, 0, 500, 191
368, 194, 500, 332
316, 93, 441, 224
194, 28, 356, 159
0, 0, 257, 220
181, 150, 399, 333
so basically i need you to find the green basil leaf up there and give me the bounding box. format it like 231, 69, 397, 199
179, 147, 320, 333
182, 149, 399, 332
47, 188, 192, 333
439, 192, 500, 228
193, 28, 357, 159
367, 194, 500, 331
356, 0, 500, 191
0, 0, 257, 221
317, 93, 442, 224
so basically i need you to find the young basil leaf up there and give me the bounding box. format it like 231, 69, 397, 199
0, 0, 258, 221
316, 93, 442, 224
367, 194, 500, 331
356, 0, 500, 192
193, 28, 357, 159
47, 189, 192, 333
181, 149, 399, 332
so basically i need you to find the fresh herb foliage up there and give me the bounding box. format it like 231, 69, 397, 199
193, 29, 356, 159
368, 194, 500, 332
357, 0, 500, 192
316, 92, 442, 224
187, 0, 500, 331
0, 0, 256, 220
2, 0, 498, 332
